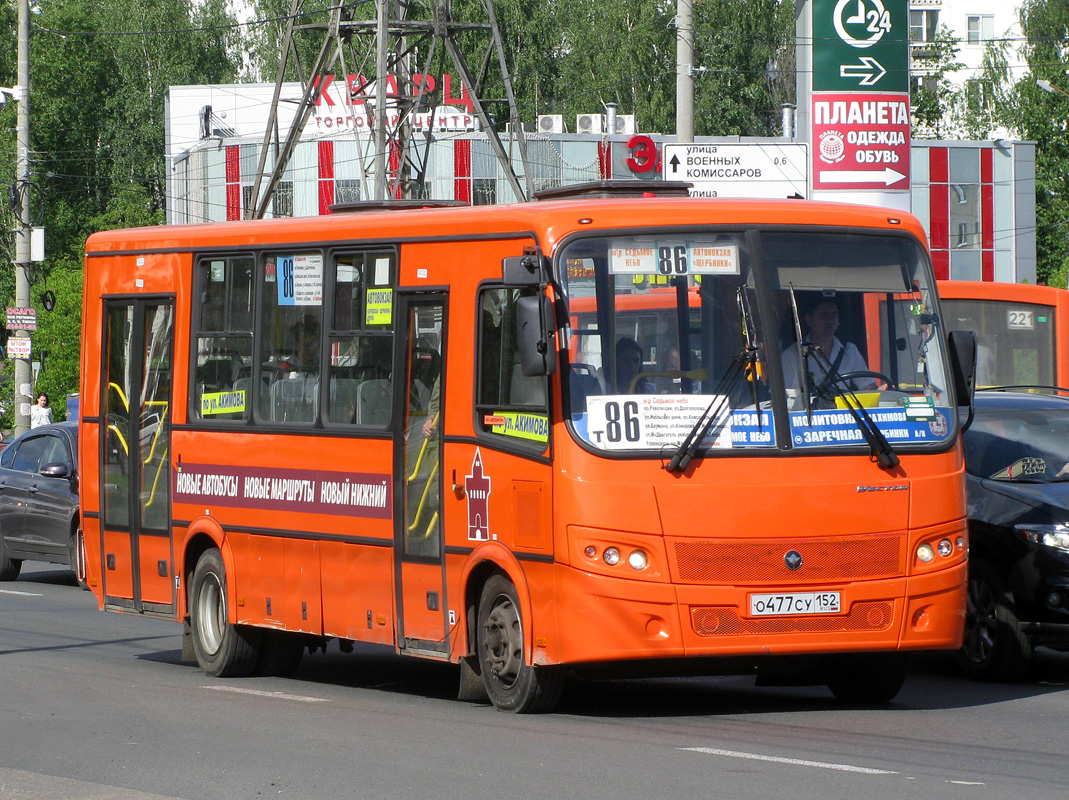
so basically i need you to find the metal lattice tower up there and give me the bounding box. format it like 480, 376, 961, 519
246, 0, 530, 217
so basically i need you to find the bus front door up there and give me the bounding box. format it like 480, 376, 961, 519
99, 299, 176, 615
394, 293, 449, 656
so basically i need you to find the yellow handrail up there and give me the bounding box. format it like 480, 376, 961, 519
107, 425, 129, 457
108, 382, 130, 413
407, 413, 439, 483
407, 460, 440, 535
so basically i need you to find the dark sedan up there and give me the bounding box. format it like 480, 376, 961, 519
960, 389, 1069, 679
0, 421, 83, 586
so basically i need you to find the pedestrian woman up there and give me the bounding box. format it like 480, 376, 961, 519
30, 393, 53, 428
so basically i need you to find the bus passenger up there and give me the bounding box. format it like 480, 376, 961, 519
654, 344, 682, 393
614, 337, 657, 394
780, 298, 874, 393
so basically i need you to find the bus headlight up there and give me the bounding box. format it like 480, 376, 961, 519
937, 539, 953, 558
628, 550, 648, 571
603, 547, 621, 566
916, 543, 935, 563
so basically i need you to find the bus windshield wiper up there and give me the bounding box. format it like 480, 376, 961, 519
666, 290, 760, 475
786, 284, 814, 422
810, 350, 900, 470
664, 353, 749, 474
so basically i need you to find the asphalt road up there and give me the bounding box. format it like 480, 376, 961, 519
2, 561, 1069, 800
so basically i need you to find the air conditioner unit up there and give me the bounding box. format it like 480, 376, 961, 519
576, 113, 604, 135
537, 114, 564, 134
614, 114, 637, 135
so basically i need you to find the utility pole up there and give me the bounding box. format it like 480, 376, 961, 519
675, 0, 694, 143
13, 0, 32, 435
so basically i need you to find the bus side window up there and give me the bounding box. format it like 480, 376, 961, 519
191, 256, 254, 422
476, 286, 550, 445
327, 251, 395, 426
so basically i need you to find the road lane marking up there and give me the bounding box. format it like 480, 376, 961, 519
0, 589, 43, 597
680, 747, 897, 775
0, 766, 184, 799
203, 685, 329, 703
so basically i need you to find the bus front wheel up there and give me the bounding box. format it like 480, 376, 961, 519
190, 549, 261, 677
476, 575, 563, 713
825, 652, 909, 704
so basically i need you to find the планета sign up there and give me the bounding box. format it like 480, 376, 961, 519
811, 92, 909, 192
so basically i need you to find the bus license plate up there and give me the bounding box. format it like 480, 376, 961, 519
750, 592, 841, 616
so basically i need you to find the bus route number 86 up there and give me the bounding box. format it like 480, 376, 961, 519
605, 400, 641, 443
658, 245, 688, 275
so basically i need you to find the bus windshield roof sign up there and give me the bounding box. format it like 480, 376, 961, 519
608, 241, 739, 276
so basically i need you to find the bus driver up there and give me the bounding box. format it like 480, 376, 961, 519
780, 298, 875, 394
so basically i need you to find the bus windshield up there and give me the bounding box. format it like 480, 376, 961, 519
559, 229, 956, 456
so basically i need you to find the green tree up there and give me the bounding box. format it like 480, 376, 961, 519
909, 25, 963, 139
0, 0, 244, 414
692, 0, 796, 137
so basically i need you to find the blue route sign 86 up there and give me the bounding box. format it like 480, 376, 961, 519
812, 0, 908, 94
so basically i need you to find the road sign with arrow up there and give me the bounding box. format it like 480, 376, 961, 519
661, 143, 809, 199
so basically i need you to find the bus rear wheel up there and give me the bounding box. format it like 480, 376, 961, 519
190, 549, 261, 677
476, 575, 563, 713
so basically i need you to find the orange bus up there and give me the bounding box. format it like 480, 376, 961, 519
939, 280, 1069, 388
80, 183, 975, 712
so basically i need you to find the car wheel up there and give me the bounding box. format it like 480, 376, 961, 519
189, 549, 262, 677
957, 560, 1032, 681
68, 528, 88, 590
826, 652, 909, 703
0, 533, 22, 581
476, 574, 563, 713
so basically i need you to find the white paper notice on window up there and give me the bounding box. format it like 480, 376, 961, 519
293, 254, 323, 306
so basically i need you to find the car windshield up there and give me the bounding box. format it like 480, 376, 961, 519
965, 406, 1069, 482
558, 229, 957, 456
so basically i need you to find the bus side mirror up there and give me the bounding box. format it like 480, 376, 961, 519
516, 294, 557, 377
948, 329, 977, 430
503, 253, 547, 286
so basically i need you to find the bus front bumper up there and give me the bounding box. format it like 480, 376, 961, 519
544, 561, 967, 666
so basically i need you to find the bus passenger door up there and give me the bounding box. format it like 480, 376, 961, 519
394, 293, 449, 656
99, 299, 176, 615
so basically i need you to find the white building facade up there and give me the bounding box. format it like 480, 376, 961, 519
910, 0, 1028, 137
166, 81, 1037, 285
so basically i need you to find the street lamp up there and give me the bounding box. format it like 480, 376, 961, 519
1038, 79, 1069, 99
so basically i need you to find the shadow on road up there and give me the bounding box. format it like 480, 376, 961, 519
138, 636, 1069, 718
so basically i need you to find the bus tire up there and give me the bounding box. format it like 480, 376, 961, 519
190, 549, 261, 677
476, 574, 563, 713
0, 533, 21, 581
826, 652, 909, 704
256, 630, 305, 677
957, 560, 1031, 681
